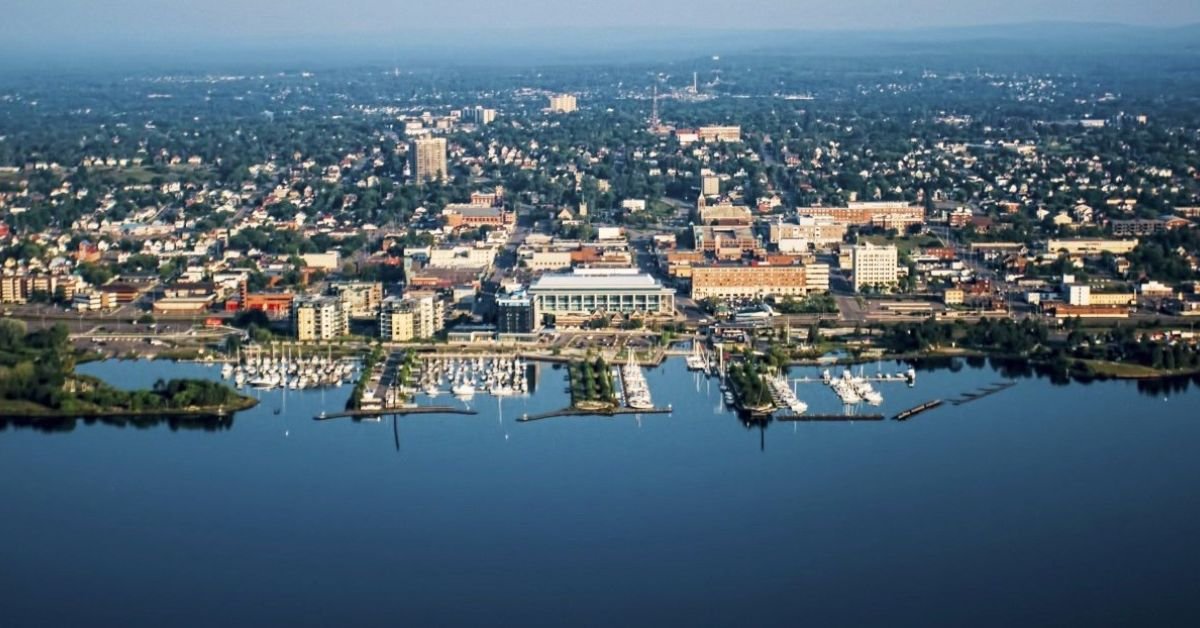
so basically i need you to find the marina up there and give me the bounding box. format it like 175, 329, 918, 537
222, 345, 358, 391
618, 354, 655, 410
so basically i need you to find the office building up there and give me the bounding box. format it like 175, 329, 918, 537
690, 264, 830, 300
851, 243, 899, 292
291, 295, 350, 341
497, 291, 537, 334
412, 137, 447, 182
797, 202, 925, 230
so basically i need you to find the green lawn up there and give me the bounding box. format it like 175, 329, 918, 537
863, 234, 943, 255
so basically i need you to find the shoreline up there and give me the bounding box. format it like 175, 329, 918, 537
0, 396, 259, 421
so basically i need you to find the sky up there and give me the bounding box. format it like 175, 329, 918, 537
5, 0, 1200, 44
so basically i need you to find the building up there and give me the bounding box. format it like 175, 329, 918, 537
72, 290, 116, 311
698, 202, 753, 226
496, 291, 537, 334
692, 225, 759, 257
442, 204, 514, 229
301, 251, 341, 271
152, 296, 215, 315
1047, 238, 1139, 257
701, 174, 720, 197
1066, 284, 1091, 306
769, 216, 848, 250
852, 243, 899, 291
528, 269, 675, 326
697, 126, 741, 143
797, 202, 925, 230
690, 264, 830, 300
464, 106, 496, 125
381, 292, 446, 341
1, 273, 79, 304
1111, 219, 1169, 237
528, 250, 574, 272
291, 295, 349, 341
242, 293, 295, 318
548, 93, 577, 113
412, 136, 448, 182
380, 297, 416, 341
329, 281, 383, 319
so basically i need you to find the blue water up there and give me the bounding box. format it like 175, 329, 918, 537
3, 357, 1200, 626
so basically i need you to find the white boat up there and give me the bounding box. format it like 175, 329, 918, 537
452, 382, 476, 397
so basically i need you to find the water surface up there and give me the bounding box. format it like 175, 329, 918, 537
3, 358, 1199, 626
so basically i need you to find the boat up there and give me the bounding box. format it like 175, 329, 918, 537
452, 382, 476, 397
685, 342, 706, 370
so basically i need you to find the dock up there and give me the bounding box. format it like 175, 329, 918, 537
314, 406, 478, 421
775, 413, 885, 422
893, 399, 944, 421
518, 405, 673, 422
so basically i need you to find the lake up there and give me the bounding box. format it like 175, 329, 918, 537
2, 357, 1200, 626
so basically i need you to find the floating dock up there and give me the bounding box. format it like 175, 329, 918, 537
518, 405, 673, 422
893, 399, 943, 421
775, 413, 885, 422
314, 406, 478, 421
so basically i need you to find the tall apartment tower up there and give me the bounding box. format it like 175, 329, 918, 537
548, 93, 578, 113
411, 136, 447, 182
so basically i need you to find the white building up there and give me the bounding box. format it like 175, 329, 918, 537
852, 243, 898, 292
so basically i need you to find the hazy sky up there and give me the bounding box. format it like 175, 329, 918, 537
6, 0, 1200, 44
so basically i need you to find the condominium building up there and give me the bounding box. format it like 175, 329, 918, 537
1, 273, 80, 304
851, 243, 899, 291
464, 106, 496, 125
690, 264, 830, 300
379, 292, 445, 341
411, 136, 447, 182
291, 295, 350, 341
328, 281, 383, 319
528, 268, 675, 325
548, 93, 577, 113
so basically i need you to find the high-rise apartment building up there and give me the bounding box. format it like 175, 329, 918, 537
548, 93, 577, 113
379, 293, 445, 341
851, 243, 899, 292
411, 137, 447, 182
291, 295, 350, 341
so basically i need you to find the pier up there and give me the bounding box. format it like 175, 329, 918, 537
314, 406, 478, 421
518, 405, 673, 422
893, 399, 944, 421
775, 413, 885, 422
